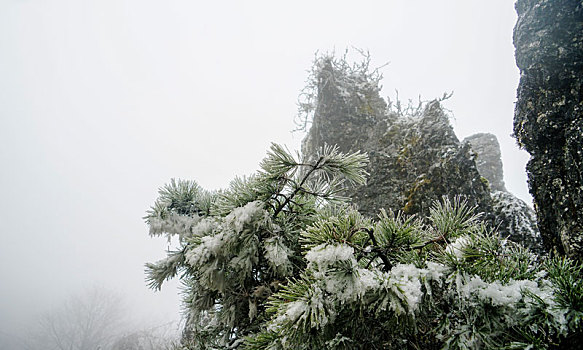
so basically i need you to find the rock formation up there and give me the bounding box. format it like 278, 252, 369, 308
301, 55, 544, 253
491, 190, 543, 253
463, 133, 544, 254
513, 0, 583, 258
302, 57, 493, 223
463, 133, 506, 192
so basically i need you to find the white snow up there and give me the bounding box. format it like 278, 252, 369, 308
271, 287, 330, 330
185, 232, 226, 267
149, 212, 201, 238
388, 264, 426, 313
191, 217, 216, 237
303, 244, 450, 314
491, 190, 540, 241
305, 244, 355, 269
454, 272, 568, 334
425, 261, 448, 281
356, 268, 380, 292
225, 200, 267, 233
264, 237, 293, 276
446, 236, 471, 259
284, 301, 307, 323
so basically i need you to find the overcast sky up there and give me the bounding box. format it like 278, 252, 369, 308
0, 0, 528, 341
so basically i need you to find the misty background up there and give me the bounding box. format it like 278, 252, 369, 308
0, 0, 528, 346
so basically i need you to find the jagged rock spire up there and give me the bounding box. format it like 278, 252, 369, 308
464, 133, 506, 192
301, 55, 493, 222
301, 53, 546, 253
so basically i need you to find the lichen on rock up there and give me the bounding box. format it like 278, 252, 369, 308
513, 0, 583, 258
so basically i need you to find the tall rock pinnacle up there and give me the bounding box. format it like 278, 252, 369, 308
513, 0, 583, 258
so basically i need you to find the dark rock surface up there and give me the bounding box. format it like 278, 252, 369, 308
491, 191, 544, 254
301, 55, 546, 253
463, 133, 507, 192
513, 0, 583, 258
302, 57, 494, 224
463, 133, 543, 254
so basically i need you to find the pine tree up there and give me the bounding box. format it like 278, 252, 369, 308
145, 144, 368, 348
145, 144, 582, 349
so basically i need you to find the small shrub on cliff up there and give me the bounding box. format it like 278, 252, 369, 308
145, 144, 582, 349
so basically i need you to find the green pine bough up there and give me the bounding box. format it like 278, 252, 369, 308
145, 144, 582, 350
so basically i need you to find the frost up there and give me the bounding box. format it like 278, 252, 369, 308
225, 200, 267, 233
148, 212, 201, 237
185, 232, 227, 267
305, 244, 355, 270
446, 236, 470, 259
264, 237, 292, 276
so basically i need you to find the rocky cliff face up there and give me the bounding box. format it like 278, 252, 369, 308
462, 133, 544, 254
513, 0, 583, 258
301, 55, 544, 253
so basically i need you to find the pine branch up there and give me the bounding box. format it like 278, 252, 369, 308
272, 156, 324, 218
145, 248, 186, 290
364, 228, 392, 271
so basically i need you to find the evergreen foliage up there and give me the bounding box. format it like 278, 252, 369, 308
146, 144, 582, 349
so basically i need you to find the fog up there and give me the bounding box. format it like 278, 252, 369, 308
0, 0, 527, 347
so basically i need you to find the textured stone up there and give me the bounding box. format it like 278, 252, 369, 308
513, 0, 583, 258
463, 133, 506, 192
463, 133, 543, 253
491, 191, 544, 254
302, 57, 494, 224
301, 55, 548, 254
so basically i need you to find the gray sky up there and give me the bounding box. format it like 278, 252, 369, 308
0, 0, 528, 339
